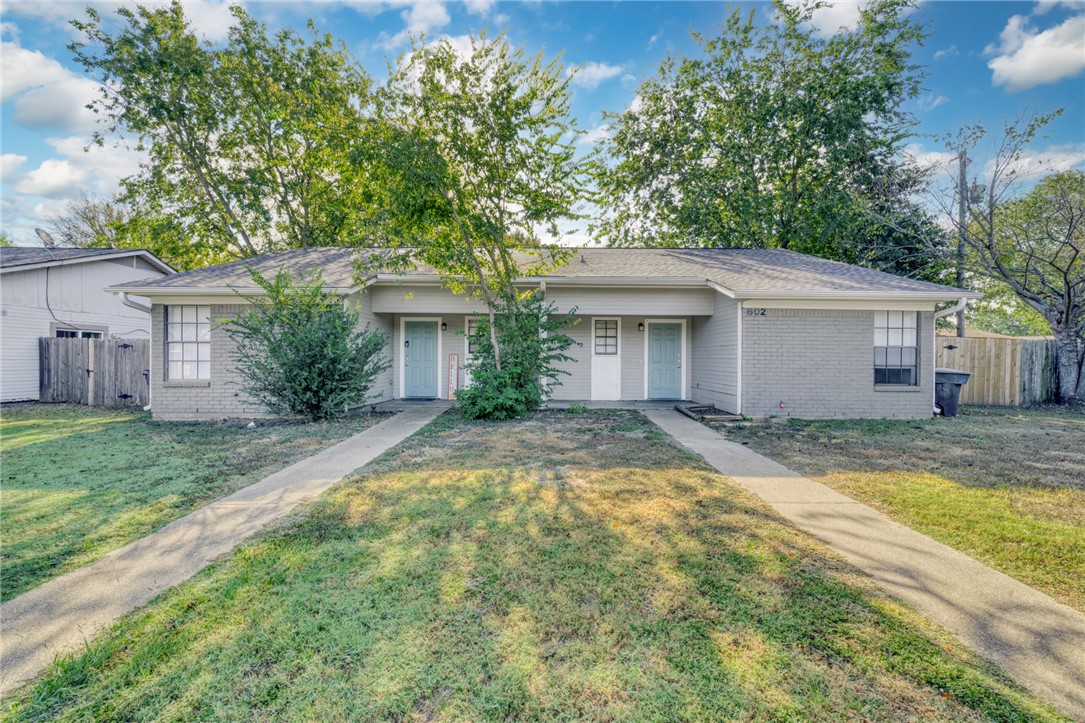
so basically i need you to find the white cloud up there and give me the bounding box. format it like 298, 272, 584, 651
933, 45, 958, 61
647, 31, 661, 49
12, 159, 90, 199
1, 1, 241, 42
1, 39, 102, 132
1033, 0, 1083, 15
463, 0, 494, 17
989, 142, 1085, 180
917, 93, 949, 111
46, 136, 145, 193
376, 1, 452, 50
13, 76, 101, 133
566, 61, 622, 89
1, 154, 28, 182
0, 40, 70, 103
579, 124, 610, 146
903, 143, 957, 172
986, 12, 1085, 91
629, 94, 643, 113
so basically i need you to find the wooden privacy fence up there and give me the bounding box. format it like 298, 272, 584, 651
39, 337, 150, 407
935, 336, 1057, 407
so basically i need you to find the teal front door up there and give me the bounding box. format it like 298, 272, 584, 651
647, 323, 682, 399
404, 321, 439, 398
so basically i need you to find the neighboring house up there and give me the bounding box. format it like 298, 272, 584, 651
1, 248, 175, 402
107, 247, 978, 421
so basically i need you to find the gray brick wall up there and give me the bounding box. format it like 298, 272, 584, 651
741, 308, 935, 419
150, 304, 268, 421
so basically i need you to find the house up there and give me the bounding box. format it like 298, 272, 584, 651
1, 247, 175, 402
106, 246, 979, 421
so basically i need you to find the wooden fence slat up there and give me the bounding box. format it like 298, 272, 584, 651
39, 338, 150, 407
935, 336, 1057, 407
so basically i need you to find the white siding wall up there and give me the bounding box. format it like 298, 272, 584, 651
371, 285, 486, 314
1, 260, 164, 402
690, 293, 740, 413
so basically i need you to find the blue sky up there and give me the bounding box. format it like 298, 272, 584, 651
2, 0, 1083, 246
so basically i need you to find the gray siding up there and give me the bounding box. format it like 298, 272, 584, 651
548, 316, 591, 400
351, 291, 395, 403
741, 309, 935, 419
690, 294, 739, 412
546, 286, 713, 316
1, 261, 164, 402
371, 285, 486, 314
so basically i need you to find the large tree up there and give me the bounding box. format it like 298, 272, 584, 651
70, 2, 376, 260
358, 33, 590, 372
595, 0, 940, 275
972, 170, 1084, 400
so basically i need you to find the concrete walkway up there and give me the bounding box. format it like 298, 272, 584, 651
0, 406, 442, 695
644, 409, 1085, 719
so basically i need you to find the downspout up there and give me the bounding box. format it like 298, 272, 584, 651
120, 292, 155, 410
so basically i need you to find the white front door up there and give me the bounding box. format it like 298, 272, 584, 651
590, 317, 621, 401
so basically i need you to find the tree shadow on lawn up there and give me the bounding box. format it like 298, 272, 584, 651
6, 411, 1063, 722
0, 405, 386, 602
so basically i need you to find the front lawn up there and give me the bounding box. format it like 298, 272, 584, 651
719, 406, 1085, 614
0, 403, 387, 601
6, 410, 1062, 721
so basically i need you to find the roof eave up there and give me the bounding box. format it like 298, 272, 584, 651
734, 290, 983, 301
0, 249, 176, 276
107, 285, 361, 296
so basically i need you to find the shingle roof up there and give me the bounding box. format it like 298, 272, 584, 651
0, 247, 174, 274
109, 246, 974, 298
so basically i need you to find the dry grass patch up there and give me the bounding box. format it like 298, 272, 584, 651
6, 410, 1065, 721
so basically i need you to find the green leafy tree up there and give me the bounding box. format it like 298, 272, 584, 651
595, 0, 933, 271
457, 295, 579, 419
0, 231, 13, 248
357, 32, 591, 377
225, 269, 391, 421
70, 2, 376, 260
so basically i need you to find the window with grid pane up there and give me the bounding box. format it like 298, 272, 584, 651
874, 311, 917, 385
166, 305, 211, 380
594, 319, 618, 355
467, 318, 480, 355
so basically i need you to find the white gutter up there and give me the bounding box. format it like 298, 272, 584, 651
108, 285, 360, 297
119, 291, 152, 315
934, 297, 969, 320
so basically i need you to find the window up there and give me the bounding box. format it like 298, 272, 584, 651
55, 329, 103, 339
594, 319, 618, 355
874, 311, 917, 385
167, 305, 211, 380
466, 318, 480, 355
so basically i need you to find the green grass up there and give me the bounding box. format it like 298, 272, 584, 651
719, 406, 1085, 613
0, 403, 387, 601
5, 410, 1064, 721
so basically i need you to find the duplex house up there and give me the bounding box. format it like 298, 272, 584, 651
1, 247, 175, 402
106, 247, 978, 420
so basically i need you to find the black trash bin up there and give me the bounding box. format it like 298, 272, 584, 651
934, 368, 971, 417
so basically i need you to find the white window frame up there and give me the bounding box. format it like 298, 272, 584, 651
874, 310, 919, 386
643, 318, 687, 400
166, 305, 211, 380
52, 326, 106, 339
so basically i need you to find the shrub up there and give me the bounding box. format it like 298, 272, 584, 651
457, 294, 578, 420
225, 268, 390, 421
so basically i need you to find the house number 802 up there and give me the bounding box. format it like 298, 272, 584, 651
745, 308, 766, 316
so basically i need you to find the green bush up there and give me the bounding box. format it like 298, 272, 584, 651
457, 295, 578, 420
225, 268, 391, 421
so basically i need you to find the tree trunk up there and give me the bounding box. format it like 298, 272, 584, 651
1054, 329, 1084, 402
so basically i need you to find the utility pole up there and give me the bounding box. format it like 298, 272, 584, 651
956, 149, 968, 338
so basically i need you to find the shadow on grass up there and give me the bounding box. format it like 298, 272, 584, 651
6, 411, 1060, 721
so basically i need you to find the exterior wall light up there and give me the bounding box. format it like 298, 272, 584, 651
440, 321, 448, 331
638, 322, 645, 332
